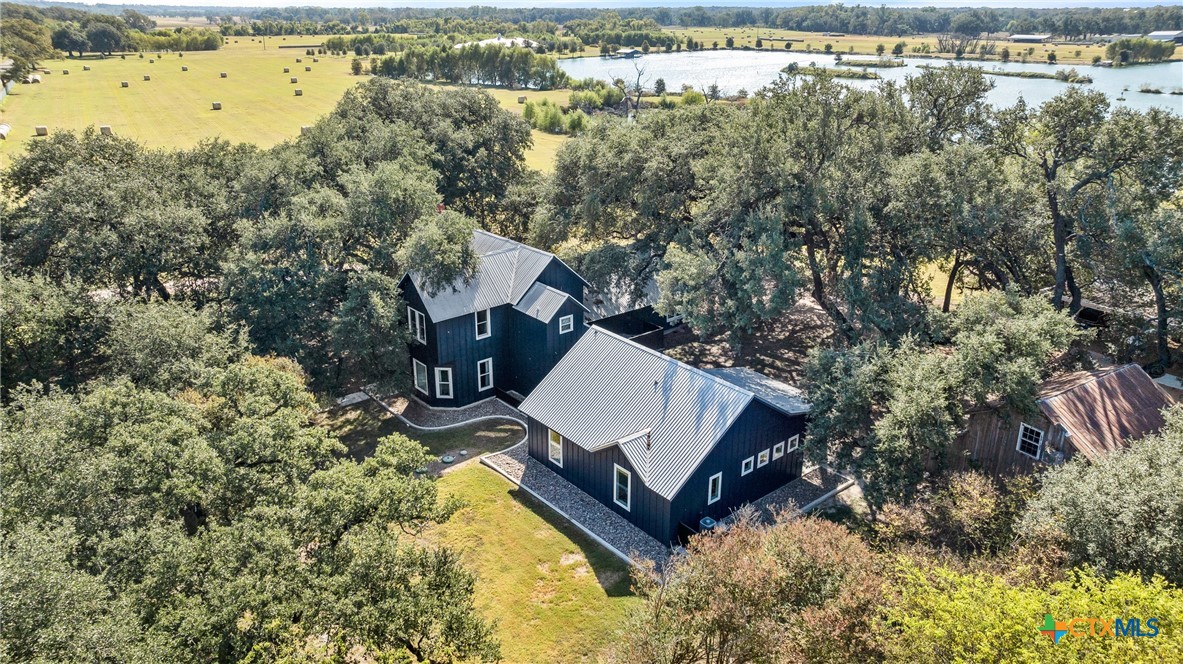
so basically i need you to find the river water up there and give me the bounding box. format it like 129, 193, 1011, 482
558, 50, 1183, 114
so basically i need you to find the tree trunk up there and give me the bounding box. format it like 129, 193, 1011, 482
942, 250, 963, 313
804, 229, 855, 343
1144, 261, 1171, 369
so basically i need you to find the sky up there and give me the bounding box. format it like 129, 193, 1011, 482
55, 1, 1171, 9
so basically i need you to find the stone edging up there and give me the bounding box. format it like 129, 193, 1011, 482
480, 444, 635, 566
363, 390, 528, 432
798, 472, 858, 514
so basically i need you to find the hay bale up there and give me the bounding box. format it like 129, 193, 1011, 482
63, 69, 69, 74
100, 125, 112, 135
121, 81, 129, 87
300, 126, 312, 135
83, 65, 91, 71
304, 66, 311, 72
149, 59, 155, 63
284, 67, 290, 73
294, 89, 303, 96
0, 124, 10, 140
143, 75, 151, 81
35, 126, 48, 136
517, 95, 527, 103
290, 77, 298, 83
211, 101, 222, 110
182, 66, 188, 71
313, 58, 319, 62
220, 72, 227, 78
296, 58, 302, 63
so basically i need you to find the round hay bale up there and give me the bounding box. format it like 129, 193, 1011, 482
290, 77, 298, 83
295, 89, 303, 96
304, 66, 311, 72
220, 72, 227, 78
313, 58, 319, 62
121, 81, 129, 87
35, 126, 48, 136
0, 124, 11, 140
100, 125, 112, 135
143, 75, 151, 81
63, 69, 69, 75
83, 65, 91, 71
149, 59, 155, 63
296, 58, 302, 63
517, 95, 527, 103
181, 66, 188, 71
300, 126, 312, 135
211, 101, 222, 110
284, 67, 290, 73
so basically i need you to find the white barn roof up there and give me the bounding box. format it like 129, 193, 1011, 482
519, 327, 806, 500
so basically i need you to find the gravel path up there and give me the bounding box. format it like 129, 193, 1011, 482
483, 442, 671, 564
741, 466, 855, 523
378, 393, 524, 429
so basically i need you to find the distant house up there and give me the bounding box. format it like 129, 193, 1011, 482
614, 48, 641, 58
1009, 34, 1053, 44
1146, 30, 1183, 45
453, 36, 539, 50
519, 327, 810, 544
946, 364, 1173, 477
399, 230, 589, 407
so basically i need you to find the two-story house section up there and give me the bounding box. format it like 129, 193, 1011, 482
398, 230, 590, 408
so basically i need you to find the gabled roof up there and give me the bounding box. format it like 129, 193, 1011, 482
519, 327, 806, 500
1038, 364, 1172, 461
406, 230, 586, 323
704, 367, 810, 416
514, 282, 589, 323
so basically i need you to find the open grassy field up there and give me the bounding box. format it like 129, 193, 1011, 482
431, 465, 638, 663
662, 27, 1154, 66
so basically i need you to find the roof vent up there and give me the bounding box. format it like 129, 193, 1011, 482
646, 431, 652, 451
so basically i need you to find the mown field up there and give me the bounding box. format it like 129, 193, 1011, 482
0, 37, 570, 171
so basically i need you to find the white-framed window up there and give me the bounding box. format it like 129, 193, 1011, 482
408, 306, 427, 343
412, 359, 429, 395
757, 449, 770, 468
477, 358, 493, 391
708, 472, 722, 504
741, 456, 754, 476
1016, 423, 1044, 460
434, 367, 453, 399
559, 314, 574, 334
787, 434, 800, 452
548, 429, 563, 467
474, 308, 491, 339
772, 441, 785, 459
613, 464, 631, 510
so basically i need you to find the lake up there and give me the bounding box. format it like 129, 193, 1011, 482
558, 50, 1183, 114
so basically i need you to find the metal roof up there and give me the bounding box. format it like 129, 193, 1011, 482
409, 230, 581, 323
514, 282, 588, 323
704, 367, 810, 416
518, 327, 760, 500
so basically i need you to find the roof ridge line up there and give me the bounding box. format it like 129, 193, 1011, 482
587, 326, 757, 401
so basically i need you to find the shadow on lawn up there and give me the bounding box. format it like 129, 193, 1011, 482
504, 485, 635, 598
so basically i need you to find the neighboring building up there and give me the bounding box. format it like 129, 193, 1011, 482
1009, 34, 1053, 43
519, 327, 810, 544
946, 364, 1173, 477
614, 48, 641, 58
454, 36, 539, 50
399, 230, 589, 407
1146, 30, 1183, 44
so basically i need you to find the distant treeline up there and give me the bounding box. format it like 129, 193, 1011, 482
2, 2, 221, 57
371, 44, 570, 90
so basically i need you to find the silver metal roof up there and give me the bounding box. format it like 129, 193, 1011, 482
409, 230, 565, 323
514, 282, 588, 323
704, 367, 811, 416
519, 327, 758, 500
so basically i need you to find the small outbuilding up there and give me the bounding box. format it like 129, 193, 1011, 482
946, 364, 1174, 477
1146, 30, 1183, 45
1009, 34, 1053, 44
519, 328, 810, 545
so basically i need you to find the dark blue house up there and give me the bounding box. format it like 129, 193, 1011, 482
518, 327, 810, 545
399, 230, 590, 408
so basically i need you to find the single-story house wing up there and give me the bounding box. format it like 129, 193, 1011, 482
519, 327, 809, 544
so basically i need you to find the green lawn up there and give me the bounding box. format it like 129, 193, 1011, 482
317, 400, 523, 461
431, 466, 638, 663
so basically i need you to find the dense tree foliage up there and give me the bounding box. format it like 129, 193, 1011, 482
5, 3, 221, 56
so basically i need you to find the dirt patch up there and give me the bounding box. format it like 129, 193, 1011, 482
560, 552, 586, 566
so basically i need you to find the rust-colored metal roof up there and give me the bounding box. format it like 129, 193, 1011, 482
1038, 364, 1172, 461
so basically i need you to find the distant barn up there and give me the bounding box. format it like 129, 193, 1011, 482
1009, 34, 1053, 44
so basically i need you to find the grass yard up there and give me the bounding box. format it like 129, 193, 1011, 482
317, 399, 523, 461
431, 465, 638, 663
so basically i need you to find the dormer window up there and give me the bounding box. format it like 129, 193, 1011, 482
475, 309, 491, 339
559, 314, 574, 334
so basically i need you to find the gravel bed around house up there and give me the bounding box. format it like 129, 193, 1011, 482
741, 466, 854, 523
379, 393, 525, 428
483, 442, 672, 564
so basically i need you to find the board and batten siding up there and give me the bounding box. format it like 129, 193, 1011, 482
943, 408, 1060, 477
401, 276, 439, 396
527, 417, 672, 542
430, 304, 509, 407
669, 400, 805, 538
534, 260, 586, 302
505, 298, 589, 397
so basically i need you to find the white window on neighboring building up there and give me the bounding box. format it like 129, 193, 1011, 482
412, 359, 428, 395
559, 314, 574, 334
772, 441, 785, 459
787, 434, 800, 452
614, 464, 631, 510
477, 358, 493, 391
1017, 423, 1044, 460
757, 449, 770, 468
708, 472, 722, 505
434, 367, 453, 399
741, 456, 754, 476
548, 429, 563, 467
475, 308, 491, 339
408, 306, 427, 343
